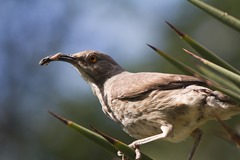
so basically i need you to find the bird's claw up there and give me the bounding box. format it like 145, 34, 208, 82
117, 151, 128, 160
117, 143, 141, 160
129, 142, 141, 160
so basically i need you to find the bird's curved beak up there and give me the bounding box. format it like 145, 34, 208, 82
39, 53, 77, 66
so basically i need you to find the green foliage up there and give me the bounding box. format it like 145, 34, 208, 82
49, 111, 153, 160
150, 1, 240, 104
188, 0, 240, 32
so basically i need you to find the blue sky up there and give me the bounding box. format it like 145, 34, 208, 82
0, 0, 185, 97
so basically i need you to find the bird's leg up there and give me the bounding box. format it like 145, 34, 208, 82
188, 128, 203, 160
128, 124, 173, 160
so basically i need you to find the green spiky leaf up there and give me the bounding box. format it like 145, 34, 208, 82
166, 22, 240, 75
183, 48, 240, 89
148, 44, 240, 103
147, 44, 199, 76
90, 126, 153, 160
188, 0, 240, 32
48, 111, 153, 160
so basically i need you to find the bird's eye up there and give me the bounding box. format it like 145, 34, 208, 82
89, 55, 97, 63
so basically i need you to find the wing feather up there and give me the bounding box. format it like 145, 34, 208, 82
107, 72, 205, 99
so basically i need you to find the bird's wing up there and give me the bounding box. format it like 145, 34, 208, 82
110, 72, 205, 99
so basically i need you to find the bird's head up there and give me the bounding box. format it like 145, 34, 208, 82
39, 50, 124, 86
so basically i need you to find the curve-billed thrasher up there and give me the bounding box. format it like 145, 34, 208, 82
39, 50, 240, 160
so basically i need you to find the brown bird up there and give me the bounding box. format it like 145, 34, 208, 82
39, 50, 240, 160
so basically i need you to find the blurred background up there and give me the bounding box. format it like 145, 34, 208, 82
1, 0, 240, 159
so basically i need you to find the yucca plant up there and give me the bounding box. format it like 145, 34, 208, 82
49, 1, 240, 160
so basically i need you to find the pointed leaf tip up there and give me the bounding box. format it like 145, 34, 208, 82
48, 111, 71, 125
146, 44, 157, 51
165, 21, 185, 37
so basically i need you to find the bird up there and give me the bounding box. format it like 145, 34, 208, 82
39, 49, 240, 160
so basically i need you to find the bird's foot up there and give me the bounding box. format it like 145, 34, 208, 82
117, 142, 141, 160
117, 151, 128, 160
129, 142, 141, 160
